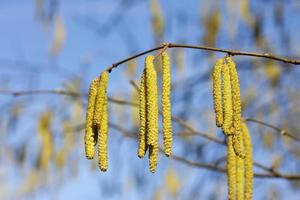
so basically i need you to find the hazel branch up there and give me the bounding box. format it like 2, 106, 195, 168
106, 42, 300, 73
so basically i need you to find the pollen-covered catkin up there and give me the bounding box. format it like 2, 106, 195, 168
222, 62, 233, 135
212, 58, 224, 127
242, 122, 253, 200
227, 136, 236, 200
84, 77, 99, 159
149, 144, 159, 173
93, 71, 109, 129
236, 129, 245, 200
161, 52, 173, 157
98, 95, 109, 171
227, 56, 245, 158
145, 55, 159, 147
138, 72, 148, 158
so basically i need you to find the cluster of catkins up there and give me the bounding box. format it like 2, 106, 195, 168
84, 71, 109, 172
84, 52, 173, 173
212, 56, 253, 200
138, 52, 173, 173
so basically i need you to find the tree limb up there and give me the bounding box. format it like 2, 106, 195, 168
106, 42, 300, 72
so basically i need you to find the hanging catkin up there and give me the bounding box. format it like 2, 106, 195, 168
145, 55, 159, 147
138, 71, 148, 158
222, 61, 233, 135
84, 77, 99, 159
212, 58, 224, 127
242, 122, 253, 200
227, 136, 236, 200
93, 71, 109, 129
93, 71, 109, 172
227, 56, 245, 158
144, 55, 159, 173
236, 128, 245, 200
98, 95, 109, 171
161, 52, 173, 157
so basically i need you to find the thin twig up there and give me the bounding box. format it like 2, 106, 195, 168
0, 89, 298, 144
0, 89, 85, 97
109, 122, 300, 180
245, 118, 300, 143
106, 42, 300, 73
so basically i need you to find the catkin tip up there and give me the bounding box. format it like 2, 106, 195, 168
227, 136, 236, 200
149, 145, 159, 173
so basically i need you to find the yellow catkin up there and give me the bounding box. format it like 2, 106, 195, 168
161, 52, 173, 157
93, 71, 109, 129
227, 136, 236, 200
227, 56, 245, 158
138, 72, 148, 158
236, 129, 245, 200
149, 144, 159, 173
212, 58, 224, 127
222, 61, 233, 135
98, 95, 109, 171
145, 55, 159, 147
84, 78, 99, 159
242, 122, 253, 200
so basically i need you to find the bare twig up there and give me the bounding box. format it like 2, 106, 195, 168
0, 89, 298, 144
106, 42, 300, 73
0, 89, 84, 97
109, 122, 300, 180
245, 118, 300, 143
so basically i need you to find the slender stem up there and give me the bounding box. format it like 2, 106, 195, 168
245, 118, 300, 143
0, 89, 85, 97
109, 122, 300, 180
106, 45, 164, 73
105, 42, 300, 73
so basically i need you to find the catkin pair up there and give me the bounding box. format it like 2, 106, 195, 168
227, 121, 253, 200
212, 56, 244, 158
137, 52, 173, 172
84, 71, 109, 172
212, 58, 232, 134
137, 68, 159, 172
227, 57, 244, 159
